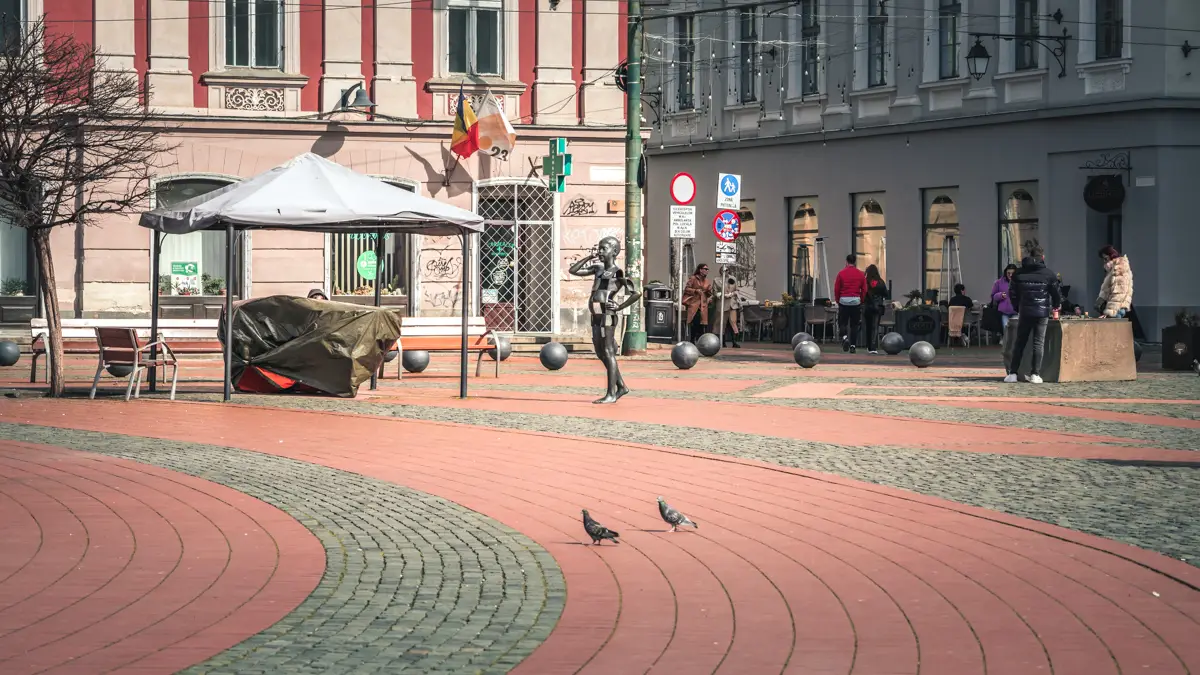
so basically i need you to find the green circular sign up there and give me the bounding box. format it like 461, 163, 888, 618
356, 250, 378, 279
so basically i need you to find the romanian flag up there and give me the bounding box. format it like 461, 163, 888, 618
451, 84, 479, 159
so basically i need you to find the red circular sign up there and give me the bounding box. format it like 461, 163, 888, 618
712, 209, 741, 242
669, 172, 696, 205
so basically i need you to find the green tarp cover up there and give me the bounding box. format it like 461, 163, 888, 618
218, 295, 402, 398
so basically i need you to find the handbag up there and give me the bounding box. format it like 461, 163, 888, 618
982, 304, 1003, 333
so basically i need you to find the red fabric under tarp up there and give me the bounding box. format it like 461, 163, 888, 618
235, 366, 296, 393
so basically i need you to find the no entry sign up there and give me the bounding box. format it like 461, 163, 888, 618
669, 172, 696, 205
712, 209, 741, 242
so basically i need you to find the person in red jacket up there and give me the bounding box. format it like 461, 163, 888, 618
832, 254, 867, 353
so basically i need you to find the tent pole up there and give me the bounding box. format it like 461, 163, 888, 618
223, 224, 234, 402
460, 232, 469, 399
370, 227, 384, 391
149, 232, 161, 392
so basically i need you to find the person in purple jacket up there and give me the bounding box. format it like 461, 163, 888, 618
991, 264, 1018, 329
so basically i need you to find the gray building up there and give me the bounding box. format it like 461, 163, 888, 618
644, 0, 1200, 337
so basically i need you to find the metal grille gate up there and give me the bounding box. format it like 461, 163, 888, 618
476, 184, 556, 333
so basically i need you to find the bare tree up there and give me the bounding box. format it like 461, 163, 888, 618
0, 19, 175, 396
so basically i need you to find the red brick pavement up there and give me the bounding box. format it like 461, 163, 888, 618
0, 441, 324, 674
3, 398, 1199, 675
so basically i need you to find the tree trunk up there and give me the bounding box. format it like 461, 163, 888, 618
32, 228, 64, 397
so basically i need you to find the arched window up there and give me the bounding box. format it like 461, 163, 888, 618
853, 193, 886, 283
154, 176, 240, 300
999, 183, 1039, 269
788, 198, 818, 300
922, 188, 960, 298
329, 180, 415, 299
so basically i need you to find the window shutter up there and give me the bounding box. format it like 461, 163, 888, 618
726, 10, 740, 105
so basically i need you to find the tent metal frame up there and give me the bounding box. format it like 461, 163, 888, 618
146, 223, 473, 403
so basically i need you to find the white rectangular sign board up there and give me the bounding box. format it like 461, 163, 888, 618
669, 205, 696, 238
715, 241, 737, 265
717, 173, 741, 210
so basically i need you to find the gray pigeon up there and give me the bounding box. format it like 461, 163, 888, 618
657, 497, 698, 532
582, 509, 620, 545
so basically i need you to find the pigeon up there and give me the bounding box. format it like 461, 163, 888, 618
582, 509, 620, 545
658, 496, 698, 532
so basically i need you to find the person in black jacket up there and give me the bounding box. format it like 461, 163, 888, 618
862, 264, 890, 354
1005, 247, 1062, 384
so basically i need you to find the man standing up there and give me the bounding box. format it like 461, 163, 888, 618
833, 254, 867, 353
1006, 247, 1062, 384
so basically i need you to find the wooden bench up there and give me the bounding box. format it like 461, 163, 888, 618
392, 317, 499, 379
30, 318, 221, 383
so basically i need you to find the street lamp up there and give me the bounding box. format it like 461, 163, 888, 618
966, 38, 991, 81
964, 27, 1073, 80
336, 82, 374, 112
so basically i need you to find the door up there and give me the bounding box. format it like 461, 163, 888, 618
476, 184, 556, 333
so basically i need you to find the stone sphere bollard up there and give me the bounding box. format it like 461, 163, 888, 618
695, 332, 721, 357
793, 340, 822, 368
402, 350, 430, 373
539, 341, 569, 370
790, 332, 814, 348
880, 332, 905, 355
106, 364, 135, 378
671, 341, 700, 369
486, 334, 512, 361
909, 341, 936, 368
383, 349, 399, 362
0, 340, 19, 367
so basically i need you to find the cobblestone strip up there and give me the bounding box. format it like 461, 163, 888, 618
377, 379, 1200, 450
0, 423, 564, 675
181, 393, 1200, 567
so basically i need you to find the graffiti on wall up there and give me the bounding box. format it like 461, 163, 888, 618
562, 196, 596, 217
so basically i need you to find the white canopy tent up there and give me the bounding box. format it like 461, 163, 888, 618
138, 153, 485, 401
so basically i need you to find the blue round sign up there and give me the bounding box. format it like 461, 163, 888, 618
712, 209, 741, 242
720, 174, 740, 197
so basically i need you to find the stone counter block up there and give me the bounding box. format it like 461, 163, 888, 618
1005, 318, 1136, 382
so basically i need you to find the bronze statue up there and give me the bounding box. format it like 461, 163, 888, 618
569, 236, 641, 404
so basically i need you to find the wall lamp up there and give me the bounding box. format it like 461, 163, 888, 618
335, 81, 374, 113
965, 26, 1073, 80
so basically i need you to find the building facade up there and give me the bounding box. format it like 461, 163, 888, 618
644, 0, 1200, 337
0, 0, 630, 337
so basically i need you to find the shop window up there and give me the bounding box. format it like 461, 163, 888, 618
0, 207, 31, 298
922, 188, 960, 296
788, 197, 818, 299
154, 177, 240, 297
999, 182, 1039, 269
853, 193, 886, 282
330, 181, 414, 297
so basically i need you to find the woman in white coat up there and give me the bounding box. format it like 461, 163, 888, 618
1096, 245, 1133, 318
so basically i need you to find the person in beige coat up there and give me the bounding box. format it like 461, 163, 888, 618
682, 264, 713, 342
1096, 245, 1133, 318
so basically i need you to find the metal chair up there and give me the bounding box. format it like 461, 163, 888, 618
804, 304, 833, 342
879, 305, 896, 334
91, 328, 179, 401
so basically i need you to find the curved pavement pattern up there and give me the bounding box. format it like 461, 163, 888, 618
3, 400, 1200, 674
0, 428, 564, 675
0, 441, 323, 673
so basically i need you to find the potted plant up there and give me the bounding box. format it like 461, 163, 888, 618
1161, 308, 1199, 370
903, 289, 923, 308
201, 273, 226, 296
1, 277, 28, 296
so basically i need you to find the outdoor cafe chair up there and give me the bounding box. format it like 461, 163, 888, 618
947, 305, 969, 348
804, 304, 833, 342
90, 327, 179, 402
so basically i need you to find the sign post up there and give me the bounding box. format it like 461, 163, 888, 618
669, 173, 696, 343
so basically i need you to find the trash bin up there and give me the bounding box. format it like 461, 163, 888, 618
644, 283, 675, 343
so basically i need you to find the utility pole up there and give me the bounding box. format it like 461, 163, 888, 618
622, 0, 647, 355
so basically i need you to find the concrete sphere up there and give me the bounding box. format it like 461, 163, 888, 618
383, 349, 399, 362
539, 341, 569, 370
793, 340, 822, 368
880, 332, 905, 355
106, 363, 135, 378
402, 350, 430, 373
696, 332, 721, 357
790, 332, 814, 348
909, 341, 937, 368
486, 334, 512, 361
0, 340, 19, 367
671, 341, 700, 370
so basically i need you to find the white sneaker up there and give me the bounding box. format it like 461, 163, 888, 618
869, 350, 879, 355
1028, 374, 1043, 384
1003, 373, 1017, 383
